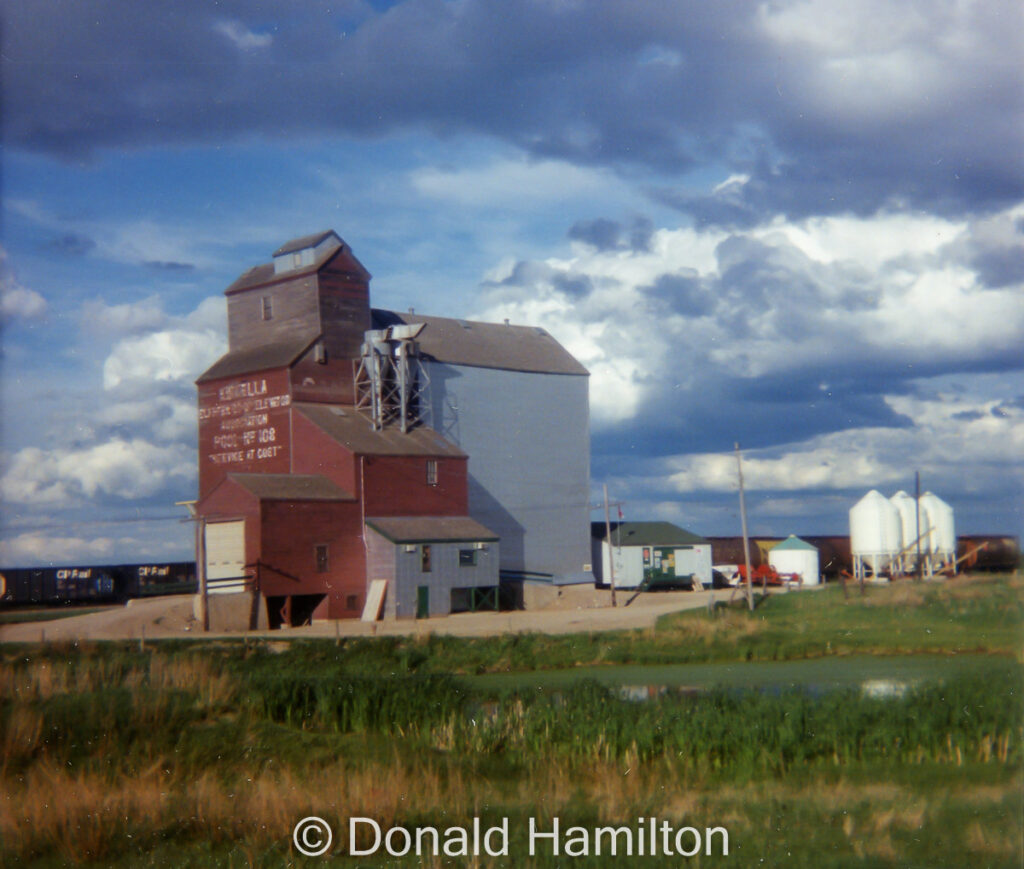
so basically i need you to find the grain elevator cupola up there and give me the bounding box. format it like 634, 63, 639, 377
272, 230, 343, 274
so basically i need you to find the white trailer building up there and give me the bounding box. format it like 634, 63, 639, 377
591, 521, 712, 590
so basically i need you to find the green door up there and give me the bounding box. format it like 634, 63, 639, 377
416, 585, 430, 619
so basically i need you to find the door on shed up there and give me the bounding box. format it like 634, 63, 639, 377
416, 585, 430, 619
205, 521, 247, 594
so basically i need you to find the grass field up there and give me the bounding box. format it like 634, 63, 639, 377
266, 571, 1024, 676
1, 572, 1020, 867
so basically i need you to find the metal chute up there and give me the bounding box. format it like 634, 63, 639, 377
354, 325, 431, 432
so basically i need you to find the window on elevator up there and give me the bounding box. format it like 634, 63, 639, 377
315, 544, 329, 573
426, 459, 438, 486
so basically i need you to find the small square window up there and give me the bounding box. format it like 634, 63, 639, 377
346, 594, 358, 611
421, 544, 432, 573
459, 549, 477, 567
261, 295, 273, 321
426, 460, 438, 486
315, 544, 329, 573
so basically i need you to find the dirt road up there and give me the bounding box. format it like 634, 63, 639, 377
0, 589, 723, 644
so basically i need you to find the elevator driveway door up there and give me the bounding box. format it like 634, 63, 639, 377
205, 521, 247, 594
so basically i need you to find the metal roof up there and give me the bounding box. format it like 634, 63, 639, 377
273, 230, 339, 257
372, 309, 589, 376
366, 515, 498, 543
226, 473, 355, 501
770, 535, 818, 552
196, 334, 317, 383
224, 233, 368, 296
591, 521, 708, 546
296, 402, 466, 458
224, 262, 281, 295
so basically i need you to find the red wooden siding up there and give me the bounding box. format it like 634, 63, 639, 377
361, 455, 468, 517
227, 274, 320, 350
290, 409, 360, 494
258, 499, 366, 618
289, 347, 360, 405
197, 368, 293, 497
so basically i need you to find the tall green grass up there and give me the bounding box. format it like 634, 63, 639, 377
1, 573, 1020, 866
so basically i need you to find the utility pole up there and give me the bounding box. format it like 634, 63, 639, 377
914, 470, 923, 582
196, 517, 209, 630
178, 500, 209, 631
603, 483, 617, 607
735, 443, 754, 612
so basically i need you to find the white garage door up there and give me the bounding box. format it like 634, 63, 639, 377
205, 520, 247, 595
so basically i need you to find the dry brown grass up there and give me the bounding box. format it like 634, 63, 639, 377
0, 705, 42, 768
0, 757, 699, 862
662, 608, 763, 642
2, 760, 1018, 864
0, 654, 235, 705
859, 582, 930, 608
858, 570, 1023, 609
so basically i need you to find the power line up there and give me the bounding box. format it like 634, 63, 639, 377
1, 515, 184, 534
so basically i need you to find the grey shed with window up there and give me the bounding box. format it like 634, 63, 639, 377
365, 516, 500, 618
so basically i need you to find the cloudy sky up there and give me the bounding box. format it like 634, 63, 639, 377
1, 0, 1022, 566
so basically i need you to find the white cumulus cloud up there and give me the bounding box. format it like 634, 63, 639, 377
214, 20, 274, 50
103, 328, 225, 393
412, 158, 624, 207
667, 393, 1024, 495
1, 438, 195, 506
0, 248, 47, 322
475, 206, 1024, 423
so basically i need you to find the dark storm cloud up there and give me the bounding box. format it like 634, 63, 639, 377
551, 272, 593, 300
971, 245, 1024, 288
505, 203, 1022, 468
43, 233, 97, 256
568, 218, 623, 252
629, 217, 654, 253
568, 216, 655, 252
5, 0, 1020, 219
590, 368, 911, 462
641, 273, 714, 316
144, 260, 195, 272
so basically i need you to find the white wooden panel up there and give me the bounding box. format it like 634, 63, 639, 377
362, 579, 388, 621
205, 521, 247, 595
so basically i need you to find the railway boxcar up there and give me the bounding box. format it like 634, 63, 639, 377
956, 536, 1020, 572
0, 562, 197, 607
0, 566, 117, 606
115, 562, 198, 598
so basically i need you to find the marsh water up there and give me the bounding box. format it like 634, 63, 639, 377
467, 653, 1010, 697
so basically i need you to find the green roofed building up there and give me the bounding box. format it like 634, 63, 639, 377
591, 521, 711, 590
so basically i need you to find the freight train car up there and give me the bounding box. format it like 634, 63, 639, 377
0, 566, 116, 606
117, 562, 198, 598
707, 535, 1015, 581
0, 562, 197, 607
956, 536, 1021, 572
